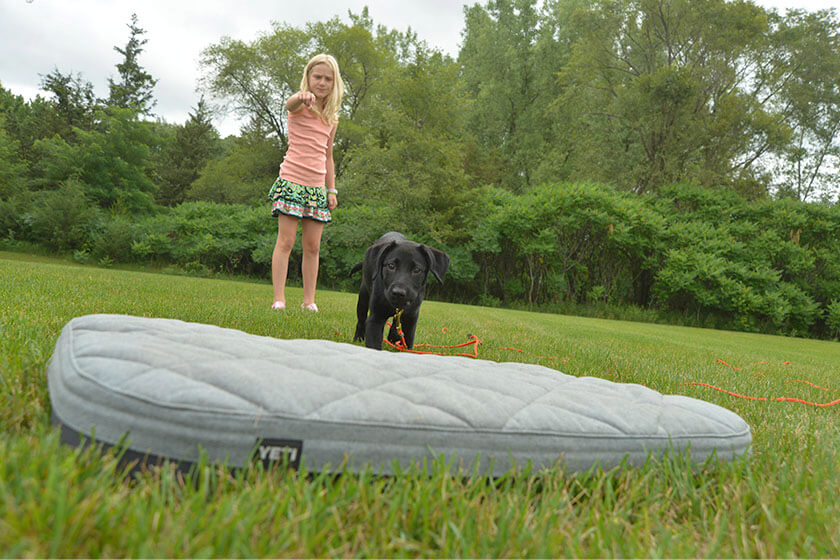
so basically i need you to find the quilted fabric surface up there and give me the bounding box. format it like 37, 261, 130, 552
47, 314, 752, 475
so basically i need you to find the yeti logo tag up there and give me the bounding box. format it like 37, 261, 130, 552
255, 438, 302, 470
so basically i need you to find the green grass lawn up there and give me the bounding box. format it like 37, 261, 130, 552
2, 251, 839, 557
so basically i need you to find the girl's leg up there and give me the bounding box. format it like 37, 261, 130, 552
272, 214, 300, 304
300, 218, 325, 306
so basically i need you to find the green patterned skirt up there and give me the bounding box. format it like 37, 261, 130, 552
268, 177, 331, 223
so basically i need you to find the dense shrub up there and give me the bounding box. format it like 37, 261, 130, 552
22, 179, 101, 252
134, 202, 274, 275
91, 216, 135, 263
0, 191, 37, 242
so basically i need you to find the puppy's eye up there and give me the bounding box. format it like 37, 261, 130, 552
413, 266, 423, 274
385, 262, 396, 270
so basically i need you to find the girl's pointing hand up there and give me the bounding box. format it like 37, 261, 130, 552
298, 92, 316, 107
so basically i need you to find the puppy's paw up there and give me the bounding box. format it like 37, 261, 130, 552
353, 325, 365, 342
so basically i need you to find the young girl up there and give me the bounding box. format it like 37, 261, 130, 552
268, 54, 343, 312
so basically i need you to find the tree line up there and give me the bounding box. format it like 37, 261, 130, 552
1, 1, 840, 339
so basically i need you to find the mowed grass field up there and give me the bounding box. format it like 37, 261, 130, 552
1, 251, 839, 557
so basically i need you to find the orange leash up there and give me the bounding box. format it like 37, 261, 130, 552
682, 360, 840, 408
383, 313, 481, 358
682, 382, 840, 407
385, 336, 482, 358
385, 314, 561, 360
380, 317, 571, 362
382, 320, 568, 361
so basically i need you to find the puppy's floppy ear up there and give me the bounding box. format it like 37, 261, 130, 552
367, 241, 396, 280
421, 246, 450, 284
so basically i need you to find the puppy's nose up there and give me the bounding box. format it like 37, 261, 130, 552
388, 286, 409, 305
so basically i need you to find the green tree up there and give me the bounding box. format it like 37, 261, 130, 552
38, 69, 100, 139
558, 0, 791, 195
108, 13, 157, 114
341, 42, 472, 243
156, 97, 221, 206
0, 83, 69, 165
32, 107, 159, 212
766, 9, 840, 202
460, 0, 569, 191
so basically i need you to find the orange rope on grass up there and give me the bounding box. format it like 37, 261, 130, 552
382, 319, 569, 362
717, 359, 742, 370
786, 379, 832, 391
682, 382, 840, 407
681, 382, 768, 401
383, 321, 559, 361
682, 359, 840, 408
383, 314, 482, 358
384, 335, 482, 358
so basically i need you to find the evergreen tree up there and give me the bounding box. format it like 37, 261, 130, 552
156, 97, 221, 206
39, 68, 99, 138
108, 13, 157, 114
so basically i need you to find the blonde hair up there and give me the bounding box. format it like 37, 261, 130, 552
300, 53, 344, 126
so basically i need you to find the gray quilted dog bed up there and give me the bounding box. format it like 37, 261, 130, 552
47, 314, 751, 475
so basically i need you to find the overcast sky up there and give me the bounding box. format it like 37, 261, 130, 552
1, 0, 837, 136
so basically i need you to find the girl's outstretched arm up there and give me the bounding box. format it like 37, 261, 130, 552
287, 91, 316, 114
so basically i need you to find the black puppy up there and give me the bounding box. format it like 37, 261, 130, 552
351, 232, 450, 350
